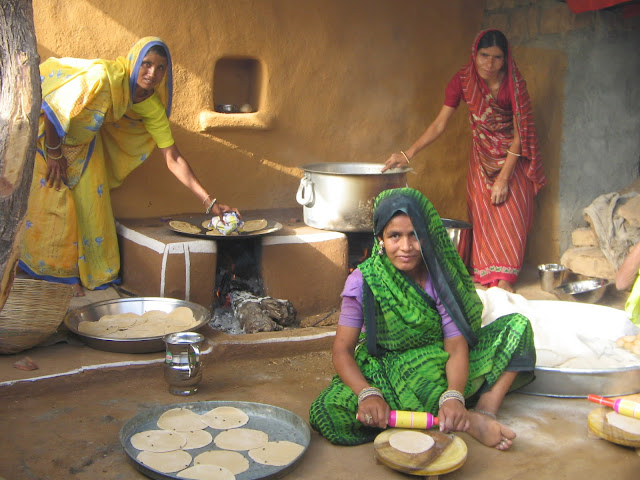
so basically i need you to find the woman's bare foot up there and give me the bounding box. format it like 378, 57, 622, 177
467, 410, 516, 450
72, 284, 85, 297
497, 280, 515, 293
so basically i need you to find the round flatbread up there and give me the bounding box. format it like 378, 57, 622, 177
201, 406, 249, 430
248, 440, 305, 466
170, 220, 201, 235
388, 430, 435, 454
240, 219, 268, 233
194, 450, 249, 474
130, 429, 187, 452
213, 428, 269, 451
202, 220, 213, 230
157, 408, 208, 432
182, 430, 214, 450
606, 411, 640, 435
177, 464, 236, 480
137, 450, 192, 473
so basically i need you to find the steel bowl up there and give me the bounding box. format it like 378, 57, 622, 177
553, 278, 610, 303
64, 297, 211, 353
538, 263, 568, 292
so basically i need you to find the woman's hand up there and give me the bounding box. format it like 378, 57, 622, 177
45, 154, 68, 190
490, 177, 509, 205
357, 395, 390, 429
438, 399, 470, 433
382, 152, 410, 172
211, 202, 241, 219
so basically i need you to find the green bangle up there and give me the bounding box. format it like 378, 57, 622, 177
205, 198, 217, 215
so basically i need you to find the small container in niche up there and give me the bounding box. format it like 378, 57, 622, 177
215, 104, 238, 113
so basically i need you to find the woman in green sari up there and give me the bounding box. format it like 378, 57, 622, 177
309, 188, 535, 449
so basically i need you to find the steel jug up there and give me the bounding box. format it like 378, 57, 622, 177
163, 331, 204, 395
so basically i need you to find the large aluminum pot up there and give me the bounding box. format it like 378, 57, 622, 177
296, 163, 411, 232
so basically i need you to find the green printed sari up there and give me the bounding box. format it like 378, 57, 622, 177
309, 188, 535, 445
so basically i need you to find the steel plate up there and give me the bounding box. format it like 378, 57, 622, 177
168, 214, 282, 240
119, 401, 310, 480
64, 297, 211, 353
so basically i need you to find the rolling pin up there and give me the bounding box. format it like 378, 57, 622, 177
357, 410, 439, 429
588, 394, 640, 420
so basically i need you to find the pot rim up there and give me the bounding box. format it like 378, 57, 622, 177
300, 162, 412, 175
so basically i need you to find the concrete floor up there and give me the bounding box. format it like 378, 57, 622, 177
1, 266, 638, 480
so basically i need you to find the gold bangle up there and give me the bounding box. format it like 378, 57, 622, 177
45, 139, 62, 150
202, 194, 212, 205
47, 151, 63, 160
506, 149, 521, 157
400, 150, 410, 164
205, 198, 217, 215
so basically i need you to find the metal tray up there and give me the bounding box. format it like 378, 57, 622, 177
516, 300, 640, 398
64, 297, 211, 353
119, 401, 310, 480
168, 214, 282, 240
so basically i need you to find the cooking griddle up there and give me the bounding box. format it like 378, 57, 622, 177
168, 214, 282, 240
120, 400, 310, 480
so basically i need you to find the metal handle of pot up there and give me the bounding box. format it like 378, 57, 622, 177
296, 175, 314, 206
188, 343, 200, 376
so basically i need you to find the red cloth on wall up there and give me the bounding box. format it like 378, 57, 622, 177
566, 0, 640, 17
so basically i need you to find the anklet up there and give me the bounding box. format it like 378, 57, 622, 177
473, 409, 497, 420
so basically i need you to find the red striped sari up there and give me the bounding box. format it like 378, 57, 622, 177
447, 30, 546, 286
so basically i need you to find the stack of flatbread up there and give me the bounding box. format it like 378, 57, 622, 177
77, 307, 199, 339
129, 405, 305, 479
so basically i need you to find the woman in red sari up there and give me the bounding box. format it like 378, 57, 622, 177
383, 29, 546, 292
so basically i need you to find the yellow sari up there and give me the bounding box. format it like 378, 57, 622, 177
19, 37, 173, 290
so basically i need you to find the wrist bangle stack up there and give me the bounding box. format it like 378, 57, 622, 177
205, 198, 217, 215
438, 389, 465, 408
506, 149, 521, 157
357, 386, 383, 406
400, 150, 411, 164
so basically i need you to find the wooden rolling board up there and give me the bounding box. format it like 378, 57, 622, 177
374, 428, 467, 476
588, 394, 640, 448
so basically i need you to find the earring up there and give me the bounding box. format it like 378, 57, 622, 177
378, 240, 385, 255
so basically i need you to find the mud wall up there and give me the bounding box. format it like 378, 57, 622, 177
32, 0, 568, 264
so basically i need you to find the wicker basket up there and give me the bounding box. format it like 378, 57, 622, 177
0, 279, 74, 354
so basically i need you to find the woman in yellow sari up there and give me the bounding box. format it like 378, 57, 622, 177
19, 37, 237, 296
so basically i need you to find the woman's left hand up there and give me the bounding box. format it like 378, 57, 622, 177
490, 178, 509, 205
438, 399, 470, 433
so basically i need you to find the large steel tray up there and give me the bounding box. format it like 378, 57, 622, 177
64, 297, 211, 353
517, 300, 640, 398
119, 401, 310, 480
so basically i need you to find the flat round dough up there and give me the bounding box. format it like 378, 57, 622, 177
388, 430, 435, 454
130, 429, 187, 452
182, 430, 214, 450
137, 450, 192, 473
248, 440, 305, 466
202, 220, 213, 230
202, 406, 249, 430
170, 220, 201, 234
213, 428, 269, 451
606, 411, 640, 435
157, 408, 208, 432
194, 450, 249, 474
241, 219, 268, 233
177, 464, 236, 480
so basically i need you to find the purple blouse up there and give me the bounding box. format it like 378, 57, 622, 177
338, 268, 462, 339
